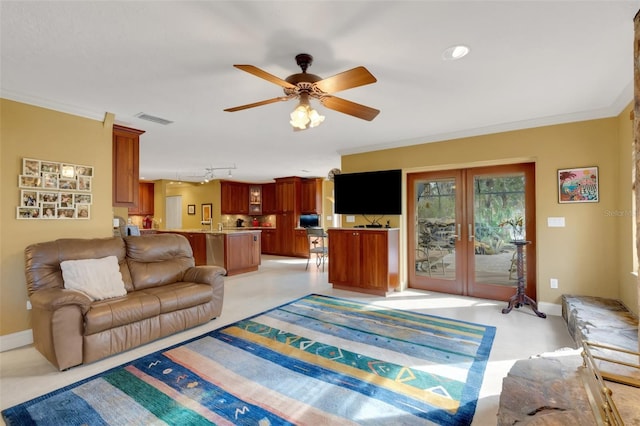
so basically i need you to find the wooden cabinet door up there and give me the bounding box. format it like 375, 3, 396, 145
221, 181, 249, 214
328, 230, 361, 286
262, 183, 276, 214
128, 182, 154, 215
294, 229, 309, 257
140, 182, 154, 215
275, 177, 299, 212
360, 231, 389, 290
275, 213, 296, 255
189, 233, 207, 266
249, 185, 262, 215
301, 178, 322, 214
225, 232, 261, 274
112, 125, 144, 207
261, 229, 276, 254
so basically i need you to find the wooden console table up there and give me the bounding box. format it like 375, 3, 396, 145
502, 240, 546, 318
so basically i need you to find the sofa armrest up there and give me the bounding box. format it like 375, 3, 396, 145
183, 265, 226, 286
30, 288, 93, 314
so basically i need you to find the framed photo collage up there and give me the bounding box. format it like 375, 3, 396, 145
17, 158, 93, 220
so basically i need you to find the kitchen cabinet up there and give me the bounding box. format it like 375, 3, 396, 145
275, 212, 296, 256
301, 178, 323, 214
249, 185, 262, 215
221, 181, 249, 214
159, 231, 206, 266
128, 181, 154, 215
275, 177, 300, 213
260, 228, 277, 254
225, 231, 261, 275
328, 228, 399, 296
294, 229, 309, 257
112, 125, 144, 207
262, 183, 276, 214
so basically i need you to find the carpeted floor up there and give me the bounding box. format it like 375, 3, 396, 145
2, 294, 496, 425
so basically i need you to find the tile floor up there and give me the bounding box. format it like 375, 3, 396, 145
0, 255, 576, 425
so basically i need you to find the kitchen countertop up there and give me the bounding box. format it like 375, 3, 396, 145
160, 228, 264, 234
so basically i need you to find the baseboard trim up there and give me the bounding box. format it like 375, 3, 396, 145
0, 329, 33, 352
538, 302, 562, 317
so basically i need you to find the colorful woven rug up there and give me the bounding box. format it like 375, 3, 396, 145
2, 294, 495, 425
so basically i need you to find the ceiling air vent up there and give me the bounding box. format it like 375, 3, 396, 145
135, 112, 173, 125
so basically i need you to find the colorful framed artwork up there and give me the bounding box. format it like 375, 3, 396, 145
187, 204, 196, 215
201, 203, 212, 222
558, 166, 599, 203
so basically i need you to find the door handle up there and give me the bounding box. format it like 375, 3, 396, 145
468, 224, 474, 242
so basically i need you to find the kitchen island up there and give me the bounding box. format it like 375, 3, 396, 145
158, 229, 261, 276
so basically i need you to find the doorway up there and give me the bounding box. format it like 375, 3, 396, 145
165, 195, 182, 229
407, 163, 536, 301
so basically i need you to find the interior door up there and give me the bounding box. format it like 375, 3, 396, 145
408, 163, 536, 301
165, 195, 182, 229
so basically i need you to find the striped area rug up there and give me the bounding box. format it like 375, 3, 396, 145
2, 294, 495, 425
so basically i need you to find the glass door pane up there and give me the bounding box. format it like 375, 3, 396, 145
471, 173, 525, 287
416, 179, 457, 279
409, 171, 464, 295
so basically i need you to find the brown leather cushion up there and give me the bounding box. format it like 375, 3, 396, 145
125, 234, 195, 290
141, 282, 213, 313
25, 237, 133, 295
84, 292, 160, 335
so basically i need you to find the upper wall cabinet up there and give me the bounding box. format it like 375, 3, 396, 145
275, 177, 300, 213
112, 125, 145, 207
128, 181, 154, 216
301, 178, 323, 214
221, 181, 249, 214
262, 183, 276, 214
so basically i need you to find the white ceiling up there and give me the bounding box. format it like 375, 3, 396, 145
1, 1, 637, 183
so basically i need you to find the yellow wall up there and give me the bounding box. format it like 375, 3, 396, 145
1, 99, 114, 335
2, 97, 636, 339
163, 180, 222, 229
616, 103, 637, 313
342, 108, 637, 314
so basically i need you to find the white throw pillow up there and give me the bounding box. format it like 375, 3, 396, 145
61, 256, 127, 301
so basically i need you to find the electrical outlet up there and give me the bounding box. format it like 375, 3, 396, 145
26, 300, 32, 310
550, 278, 558, 289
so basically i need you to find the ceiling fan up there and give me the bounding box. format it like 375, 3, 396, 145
224, 53, 380, 130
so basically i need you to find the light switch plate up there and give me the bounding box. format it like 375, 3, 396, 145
547, 217, 565, 227
346, 215, 355, 223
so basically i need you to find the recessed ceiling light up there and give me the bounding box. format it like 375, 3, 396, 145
442, 45, 470, 61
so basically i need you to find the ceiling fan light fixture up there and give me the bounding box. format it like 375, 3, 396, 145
442, 44, 470, 61
290, 93, 324, 130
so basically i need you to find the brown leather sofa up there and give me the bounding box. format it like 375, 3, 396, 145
24, 233, 225, 370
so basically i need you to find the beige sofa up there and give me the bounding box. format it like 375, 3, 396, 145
25, 233, 225, 370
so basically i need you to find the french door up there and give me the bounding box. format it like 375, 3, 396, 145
408, 163, 536, 301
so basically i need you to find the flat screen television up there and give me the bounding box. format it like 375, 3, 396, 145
334, 169, 402, 216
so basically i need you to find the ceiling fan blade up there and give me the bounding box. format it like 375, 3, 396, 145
321, 96, 380, 121
233, 65, 296, 89
314, 66, 377, 94
224, 96, 290, 112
